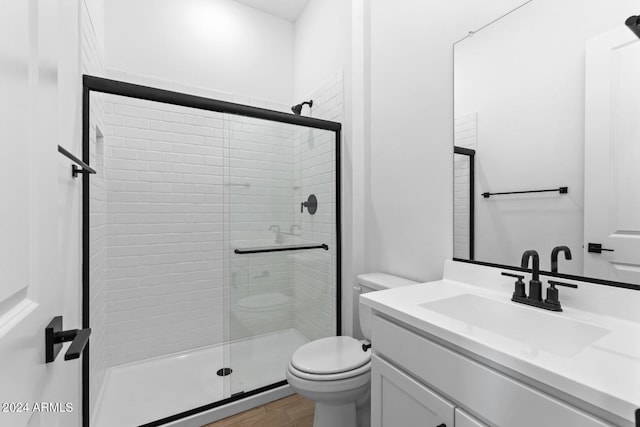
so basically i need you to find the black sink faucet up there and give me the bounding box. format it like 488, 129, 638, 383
506, 249, 577, 312
521, 250, 542, 301
551, 246, 572, 273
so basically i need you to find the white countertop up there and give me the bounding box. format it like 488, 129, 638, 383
361, 270, 640, 425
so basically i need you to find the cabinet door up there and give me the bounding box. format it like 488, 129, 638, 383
455, 409, 488, 427
371, 355, 454, 427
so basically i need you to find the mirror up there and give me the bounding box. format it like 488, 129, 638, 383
453, 0, 640, 286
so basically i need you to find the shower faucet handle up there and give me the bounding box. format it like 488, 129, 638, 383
300, 194, 318, 215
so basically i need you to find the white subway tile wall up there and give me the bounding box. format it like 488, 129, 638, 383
103, 95, 228, 366
453, 113, 477, 259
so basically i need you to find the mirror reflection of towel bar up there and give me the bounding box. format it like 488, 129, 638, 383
482, 186, 568, 199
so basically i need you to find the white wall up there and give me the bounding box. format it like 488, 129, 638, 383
294, 0, 351, 101
364, 0, 460, 282
105, 0, 294, 104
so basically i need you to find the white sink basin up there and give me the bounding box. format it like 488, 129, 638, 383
420, 294, 610, 357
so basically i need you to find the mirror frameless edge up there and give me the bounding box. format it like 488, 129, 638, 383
452, 0, 640, 287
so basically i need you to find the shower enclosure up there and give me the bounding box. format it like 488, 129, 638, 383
84, 76, 341, 426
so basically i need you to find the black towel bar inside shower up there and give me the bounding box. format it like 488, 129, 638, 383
58, 145, 96, 178
234, 243, 328, 255
482, 186, 568, 199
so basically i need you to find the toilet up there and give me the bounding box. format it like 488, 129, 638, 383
232, 292, 293, 336
286, 273, 417, 427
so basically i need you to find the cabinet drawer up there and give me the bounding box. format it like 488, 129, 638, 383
372, 315, 611, 427
371, 354, 454, 427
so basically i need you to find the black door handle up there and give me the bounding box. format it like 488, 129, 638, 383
588, 243, 614, 254
45, 316, 91, 363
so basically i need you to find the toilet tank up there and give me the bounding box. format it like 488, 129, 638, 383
355, 273, 417, 340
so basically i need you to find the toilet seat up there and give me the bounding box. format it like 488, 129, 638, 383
288, 359, 371, 382
289, 336, 371, 380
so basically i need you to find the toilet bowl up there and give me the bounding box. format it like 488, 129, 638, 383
232, 292, 292, 336
286, 273, 417, 427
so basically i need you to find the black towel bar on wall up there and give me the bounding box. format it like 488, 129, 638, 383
58, 145, 96, 178
482, 186, 568, 199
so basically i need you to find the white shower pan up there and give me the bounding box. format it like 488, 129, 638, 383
92, 328, 308, 427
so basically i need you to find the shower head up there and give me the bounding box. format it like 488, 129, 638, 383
627, 15, 640, 39
291, 100, 313, 115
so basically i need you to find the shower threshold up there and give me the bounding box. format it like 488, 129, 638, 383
92, 328, 308, 427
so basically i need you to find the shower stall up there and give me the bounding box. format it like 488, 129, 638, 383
84, 76, 341, 426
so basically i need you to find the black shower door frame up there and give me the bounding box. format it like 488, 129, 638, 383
453, 146, 475, 260
81, 75, 343, 427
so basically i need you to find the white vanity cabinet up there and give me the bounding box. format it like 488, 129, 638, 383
371, 354, 455, 427
370, 315, 613, 427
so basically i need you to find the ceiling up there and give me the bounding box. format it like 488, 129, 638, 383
234, 0, 311, 22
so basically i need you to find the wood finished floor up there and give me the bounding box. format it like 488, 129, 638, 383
202, 394, 314, 427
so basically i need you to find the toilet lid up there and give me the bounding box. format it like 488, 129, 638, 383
237, 293, 291, 310
291, 336, 370, 375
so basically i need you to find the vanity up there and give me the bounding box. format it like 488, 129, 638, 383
362, 1, 640, 425
360, 261, 640, 427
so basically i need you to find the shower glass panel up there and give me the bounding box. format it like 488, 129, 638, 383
88, 96, 231, 427
227, 115, 337, 395
84, 75, 341, 427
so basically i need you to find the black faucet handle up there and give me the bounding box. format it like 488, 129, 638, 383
544, 280, 577, 310
502, 271, 526, 299
501, 272, 525, 279
548, 280, 578, 289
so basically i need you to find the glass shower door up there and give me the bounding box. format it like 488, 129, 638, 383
226, 114, 337, 395
89, 95, 231, 426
